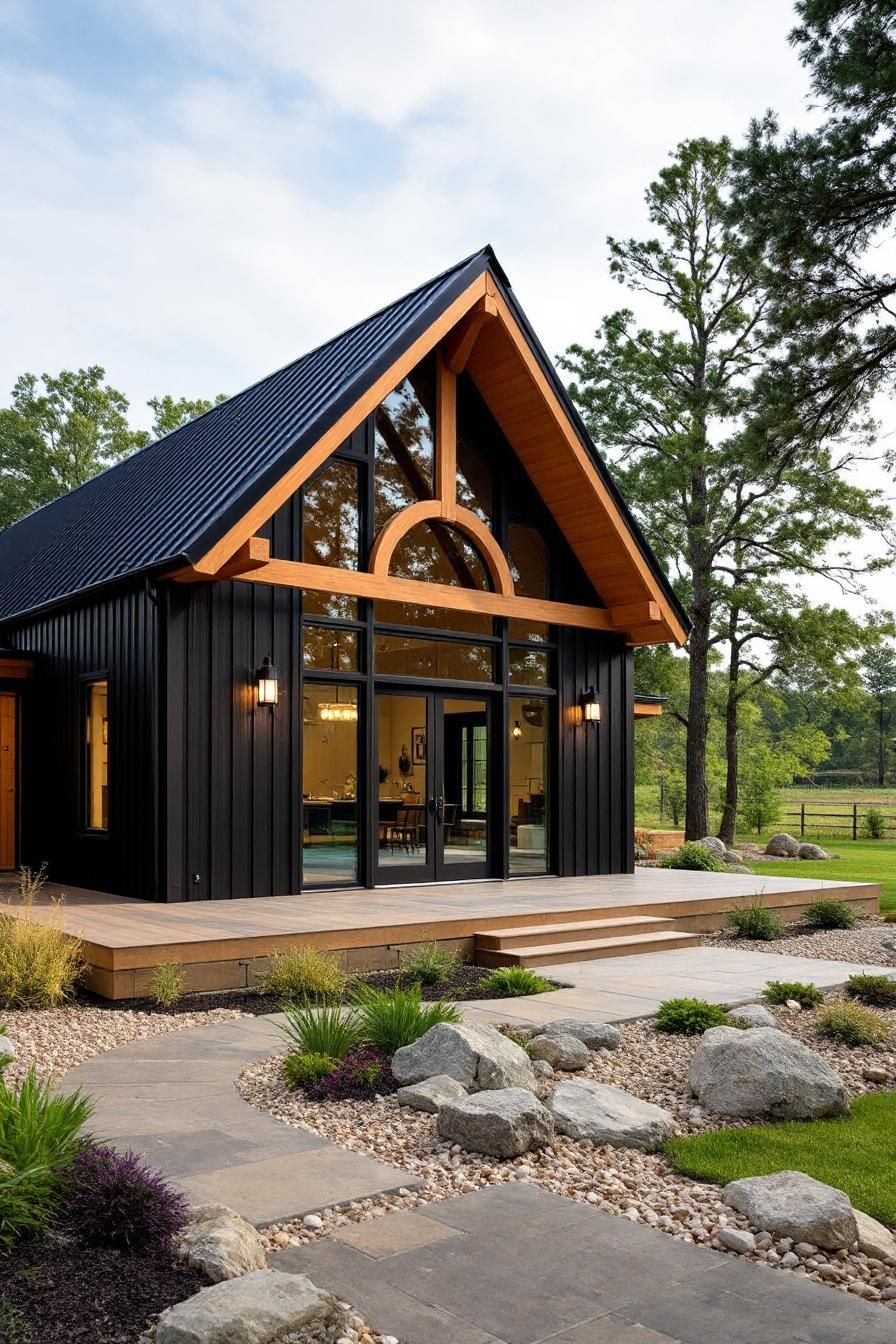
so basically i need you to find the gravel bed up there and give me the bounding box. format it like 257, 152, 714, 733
705, 920, 896, 966
1, 1002, 248, 1087
237, 1005, 896, 1310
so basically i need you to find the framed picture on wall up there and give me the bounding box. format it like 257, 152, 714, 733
412, 726, 427, 764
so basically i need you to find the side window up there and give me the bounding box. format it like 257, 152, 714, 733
83, 678, 108, 831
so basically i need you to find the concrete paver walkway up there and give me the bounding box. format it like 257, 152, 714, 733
276, 1183, 895, 1344
63, 1014, 420, 1224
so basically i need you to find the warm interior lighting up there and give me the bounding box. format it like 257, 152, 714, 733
255, 655, 279, 707
580, 686, 601, 723
511, 720, 523, 739
319, 702, 359, 723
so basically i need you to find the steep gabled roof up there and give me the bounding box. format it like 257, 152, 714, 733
0, 246, 688, 639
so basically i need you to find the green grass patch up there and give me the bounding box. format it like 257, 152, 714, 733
749, 836, 896, 913
665, 1091, 896, 1226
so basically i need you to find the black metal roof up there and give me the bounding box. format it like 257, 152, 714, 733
0, 246, 688, 634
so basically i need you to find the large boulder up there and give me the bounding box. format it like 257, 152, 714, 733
396, 1074, 468, 1114
541, 1019, 621, 1050
155, 1269, 340, 1344
177, 1204, 267, 1283
392, 1023, 536, 1092
765, 833, 801, 858
528, 1032, 589, 1071
437, 1087, 553, 1158
726, 1003, 779, 1030
853, 1208, 896, 1262
721, 849, 743, 866
799, 843, 830, 861
722, 1172, 857, 1251
698, 836, 726, 856
548, 1079, 675, 1151
689, 1026, 848, 1119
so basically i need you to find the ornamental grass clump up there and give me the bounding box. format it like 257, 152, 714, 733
762, 980, 824, 1008
352, 982, 461, 1056
307, 1047, 394, 1101
148, 961, 185, 1008
278, 1001, 362, 1061
817, 1001, 890, 1048
400, 942, 459, 985
0, 1067, 93, 1246
0, 866, 84, 1008
257, 944, 348, 1000
726, 899, 783, 941
804, 898, 856, 930
61, 1142, 188, 1252
655, 997, 729, 1036
478, 966, 554, 996
846, 973, 896, 1008
662, 842, 725, 873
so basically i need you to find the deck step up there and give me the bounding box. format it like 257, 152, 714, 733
475, 928, 701, 968
476, 915, 675, 950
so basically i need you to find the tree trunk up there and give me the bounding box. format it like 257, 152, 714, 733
879, 697, 886, 787
685, 592, 711, 840
718, 620, 740, 846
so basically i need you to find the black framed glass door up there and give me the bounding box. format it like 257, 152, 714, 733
375, 689, 493, 883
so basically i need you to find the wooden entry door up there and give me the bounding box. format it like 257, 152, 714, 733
0, 692, 16, 870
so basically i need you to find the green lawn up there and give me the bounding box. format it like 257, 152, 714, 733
748, 837, 896, 914
665, 1092, 896, 1225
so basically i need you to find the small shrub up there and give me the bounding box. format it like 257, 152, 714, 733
864, 807, 886, 840
478, 966, 554, 996
726, 899, 784, 941
352, 982, 461, 1056
804, 899, 856, 930
655, 997, 729, 1035
400, 942, 459, 985
662, 842, 725, 873
499, 1027, 533, 1051
281, 1051, 336, 1089
846, 974, 896, 1008
307, 1046, 394, 1101
61, 1142, 188, 1252
762, 980, 825, 1008
634, 828, 657, 861
278, 1001, 362, 1061
0, 866, 84, 1008
258, 945, 347, 1000
817, 1001, 889, 1047
148, 961, 185, 1008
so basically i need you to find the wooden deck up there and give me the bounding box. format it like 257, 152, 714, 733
0, 869, 880, 999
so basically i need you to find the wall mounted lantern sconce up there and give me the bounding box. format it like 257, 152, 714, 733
255, 655, 279, 708
511, 720, 523, 740
580, 686, 601, 724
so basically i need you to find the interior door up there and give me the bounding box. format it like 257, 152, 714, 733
0, 692, 16, 871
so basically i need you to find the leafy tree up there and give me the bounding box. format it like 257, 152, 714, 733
862, 641, 896, 786
0, 367, 147, 529
733, 2, 896, 435
148, 393, 227, 439
562, 137, 889, 840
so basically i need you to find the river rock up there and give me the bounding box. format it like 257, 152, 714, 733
396, 1074, 469, 1114
437, 1087, 554, 1157
392, 1022, 536, 1092
689, 1026, 848, 1119
726, 1003, 779, 1030
548, 1079, 675, 1150
528, 1032, 589, 1071
722, 1172, 857, 1250
178, 1205, 267, 1282
155, 1269, 339, 1344
765, 833, 801, 858
541, 1019, 621, 1050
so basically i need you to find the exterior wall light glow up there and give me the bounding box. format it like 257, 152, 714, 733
511, 720, 523, 739
320, 702, 358, 723
256, 655, 279, 707
580, 686, 601, 723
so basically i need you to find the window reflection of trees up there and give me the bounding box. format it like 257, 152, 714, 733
391, 522, 492, 591
374, 360, 436, 531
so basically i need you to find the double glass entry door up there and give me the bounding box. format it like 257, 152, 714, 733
376, 690, 492, 883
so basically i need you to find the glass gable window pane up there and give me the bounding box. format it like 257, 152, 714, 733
390, 522, 491, 590
84, 680, 108, 831
302, 459, 360, 619
374, 599, 493, 636
375, 635, 494, 682
508, 619, 550, 643
509, 697, 549, 875
374, 359, 435, 531
508, 522, 549, 598
456, 427, 493, 527
302, 683, 359, 885
508, 647, 550, 687
303, 625, 359, 671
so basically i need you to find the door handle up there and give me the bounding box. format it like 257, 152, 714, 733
436, 795, 445, 825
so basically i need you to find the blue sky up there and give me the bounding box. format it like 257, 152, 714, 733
1, 0, 890, 606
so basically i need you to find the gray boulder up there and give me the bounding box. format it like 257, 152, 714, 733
528, 1032, 589, 1071
396, 1074, 468, 1114
723, 1172, 857, 1251
177, 1205, 267, 1283
799, 843, 830, 860
722, 849, 743, 866
548, 1079, 675, 1151
532, 1058, 554, 1079
541, 1019, 621, 1050
765, 832, 801, 858
392, 1023, 536, 1092
155, 1269, 339, 1344
726, 1003, 779, 1030
697, 836, 726, 856
437, 1087, 553, 1157
0, 1034, 14, 1061
689, 1026, 848, 1120
854, 1208, 896, 1262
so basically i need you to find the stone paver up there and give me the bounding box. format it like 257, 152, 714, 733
64, 1014, 420, 1224
277, 1184, 896, 1344
460, 945, 895, 1027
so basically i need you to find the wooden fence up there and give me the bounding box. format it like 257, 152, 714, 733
782, 802, 896, 840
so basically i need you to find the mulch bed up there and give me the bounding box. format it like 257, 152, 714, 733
78, 964, 567, 1016
3, 1236, 206, 1344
